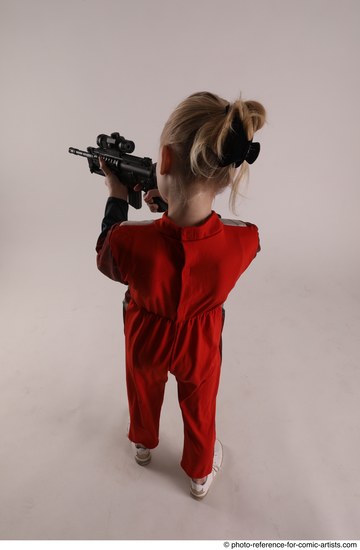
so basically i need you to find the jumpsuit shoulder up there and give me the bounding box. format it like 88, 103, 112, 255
107, 219, 155, 238
219, 219, 259, 230
220, 219, 248, 227
219, 218, 260, 254
109, 219, 156, 244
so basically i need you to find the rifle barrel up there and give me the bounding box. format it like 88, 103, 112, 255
69, 147, 122, 162
69, 147, 93, 158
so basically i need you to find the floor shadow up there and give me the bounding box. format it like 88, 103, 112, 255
146, 441, 188, 493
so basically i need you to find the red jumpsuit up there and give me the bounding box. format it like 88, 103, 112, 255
96, 198, 260, 478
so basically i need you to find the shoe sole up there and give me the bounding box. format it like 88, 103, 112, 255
135, 454, 151, 466
190, 488, 209, 500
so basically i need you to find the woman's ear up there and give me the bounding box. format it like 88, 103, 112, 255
159, 145, 172, 175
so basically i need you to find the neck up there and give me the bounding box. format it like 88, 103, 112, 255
166, 186, 215, 227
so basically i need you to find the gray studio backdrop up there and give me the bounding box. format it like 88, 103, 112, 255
1, 0, 359, 541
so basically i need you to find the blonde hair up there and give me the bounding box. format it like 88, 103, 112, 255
160, 91, 266, 213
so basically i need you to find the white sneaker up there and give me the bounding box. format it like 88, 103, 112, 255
127, 421, 151, 466
134, 444, 151, 466
190, 439, 223, 499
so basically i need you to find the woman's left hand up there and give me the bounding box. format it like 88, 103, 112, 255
99, 157, 128, 201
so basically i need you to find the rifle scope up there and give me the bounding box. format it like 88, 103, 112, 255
97, 132, 135, 154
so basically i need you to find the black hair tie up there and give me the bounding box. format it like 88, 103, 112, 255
219, 113, 260, 168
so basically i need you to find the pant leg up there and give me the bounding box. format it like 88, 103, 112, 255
177, 361, 221, 478
171, 306, 224, 478
126, 357, 168, 449
124, 298, 173, 449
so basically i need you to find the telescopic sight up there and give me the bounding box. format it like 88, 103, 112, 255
96, 133, 135, 153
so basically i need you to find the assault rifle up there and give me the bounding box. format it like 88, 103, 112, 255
69, 132, 167, 211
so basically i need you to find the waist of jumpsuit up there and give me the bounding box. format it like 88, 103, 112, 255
126, 294, 224, 325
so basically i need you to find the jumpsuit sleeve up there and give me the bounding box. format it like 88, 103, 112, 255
245, 222, 261, 255
96, 197, 129, 284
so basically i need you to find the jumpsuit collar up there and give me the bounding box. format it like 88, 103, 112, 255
156, 210, 223, 241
